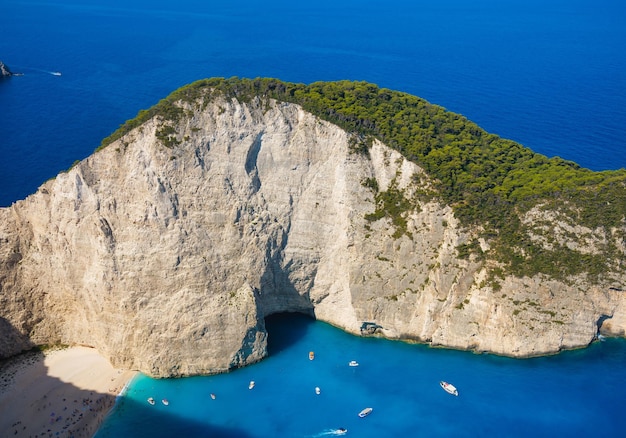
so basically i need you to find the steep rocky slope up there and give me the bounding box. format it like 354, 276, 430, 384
1, 87, 625, 377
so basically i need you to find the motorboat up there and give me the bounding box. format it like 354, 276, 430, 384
335, 428, 348, 435
358, 407, 373, 418
147, 397, 155, 405
315, 386, 321, 395
440, 381, 459, 396
348, 360, 359, 367
161, 399, 169, 406
309, 351, 315, 360
249, 380, 255, 390
210, 393, 216, 400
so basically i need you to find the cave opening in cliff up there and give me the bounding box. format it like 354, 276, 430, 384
265, 312, 315, 357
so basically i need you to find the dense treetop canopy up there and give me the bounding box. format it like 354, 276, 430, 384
100, 77, 626, 283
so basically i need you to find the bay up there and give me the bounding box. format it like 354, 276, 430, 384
95, 313, 626, 437
2, 1, 626, 435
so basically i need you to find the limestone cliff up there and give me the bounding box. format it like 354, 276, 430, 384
1, 84, 625, 377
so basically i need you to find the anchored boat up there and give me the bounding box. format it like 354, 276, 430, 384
440, 381, 459, 396
358, 407, 373, 418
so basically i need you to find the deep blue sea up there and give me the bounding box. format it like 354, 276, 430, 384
2, 0, 626, 207
2, 0, 626, 436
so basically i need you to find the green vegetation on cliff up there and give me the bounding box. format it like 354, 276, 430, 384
100, 77, 626, 283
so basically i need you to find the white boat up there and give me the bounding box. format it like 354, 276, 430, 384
147, 397, 155, 405
440, 381, 459, 396
161, 399, 169, 406
51, 72, 62, 76
348, 360, 359, 367
335, 428, 348, 435
249, 380, 255, 390
210, 393, 216, 400
309, 351, 315, 360
358, 407, 373, 418
315, 386, 321, 395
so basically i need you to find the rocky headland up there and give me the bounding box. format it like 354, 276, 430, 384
1, 78, 625, 377
0, 61, 14, 77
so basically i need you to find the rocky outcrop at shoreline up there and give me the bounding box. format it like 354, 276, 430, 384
0, 82, 625, 377
0, 61, 13, 77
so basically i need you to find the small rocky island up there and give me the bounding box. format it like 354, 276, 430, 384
0, 61, 14, 77
0, 78, 625, 378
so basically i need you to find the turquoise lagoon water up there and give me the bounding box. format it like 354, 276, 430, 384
96, 314, 626, 437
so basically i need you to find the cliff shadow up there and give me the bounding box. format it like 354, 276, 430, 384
265, 312, 315, 356
0, 347, 119, 437
257, 240, 317, 358
0, 316, 34, 359
0, 342, 251, 438
257, 223, 319, 314
96, 395, 253, 438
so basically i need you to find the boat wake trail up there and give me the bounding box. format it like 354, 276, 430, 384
9, 66, 61, 76
311, 429, 348, 437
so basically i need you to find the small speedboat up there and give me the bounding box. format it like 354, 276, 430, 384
440, 381, 459, 396
348, 360, 359, 367
161, 399, 169, 406
309, 351, 315, 360
315, 386, 321, 395
335, 428, 348, 435
358, 407, 373, 418
210, 393, 216, 400
249, 380, 255, 390
147, 397, 155, 405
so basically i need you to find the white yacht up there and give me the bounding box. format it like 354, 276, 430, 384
440, 381, 459, 396
358, 407, 373, 418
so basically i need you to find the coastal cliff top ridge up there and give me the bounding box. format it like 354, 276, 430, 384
98, 77, 626, 286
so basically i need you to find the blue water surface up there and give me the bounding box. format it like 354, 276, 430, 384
1, 0, 626, 206
2, 1, 626, 435
96, 314, 626, 437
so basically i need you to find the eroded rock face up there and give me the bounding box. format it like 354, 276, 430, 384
1, 96, 625, 376
0, 61, 13, 77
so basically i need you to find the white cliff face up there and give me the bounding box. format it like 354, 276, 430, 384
1, 96, 625, 376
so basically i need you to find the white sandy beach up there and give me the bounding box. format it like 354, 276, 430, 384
0, 346, 136, 438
